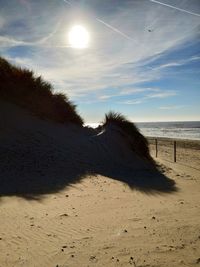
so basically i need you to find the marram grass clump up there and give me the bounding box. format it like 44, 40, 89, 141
102, 111, 152, 161
0, 57, 83, 126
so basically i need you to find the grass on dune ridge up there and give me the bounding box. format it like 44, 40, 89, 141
0, 56, 152, 161
0, 57, 84, 125
102, 111, 152, 161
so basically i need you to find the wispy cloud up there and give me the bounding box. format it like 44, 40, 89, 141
119, 89, 177, 105
153, 55, 200, 70
147, 91, 177, 99
121, 99, 144, 105
0, 20, 62, 48
0, 36, 27, 47
98, 87, 160, 100
159, 105, 186, 110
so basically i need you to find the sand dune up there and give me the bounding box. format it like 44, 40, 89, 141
1, 100, 199, 266
0, 100, 175, 198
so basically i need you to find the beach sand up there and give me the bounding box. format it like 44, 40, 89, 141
148, 138, 200, 170
0, 102, 200, 267
0, 151, 200, 267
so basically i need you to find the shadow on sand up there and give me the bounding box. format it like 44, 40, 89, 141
0, 130, 177, 200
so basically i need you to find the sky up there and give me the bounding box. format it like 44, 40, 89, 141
0, 0, 200, 123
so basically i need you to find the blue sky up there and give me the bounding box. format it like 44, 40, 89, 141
0, 0, 200, 122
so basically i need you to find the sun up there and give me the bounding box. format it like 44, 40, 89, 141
68, 25, 90, 49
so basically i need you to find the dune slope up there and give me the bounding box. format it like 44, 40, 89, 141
0, 100, 175, 198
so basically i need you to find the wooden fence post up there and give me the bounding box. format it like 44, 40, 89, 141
155, 139, 158, 158
174, 140, 176, 162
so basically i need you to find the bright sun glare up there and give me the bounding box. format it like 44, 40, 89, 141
68, 25, 90, 49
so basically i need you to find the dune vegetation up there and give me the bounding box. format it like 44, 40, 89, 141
0, 56, 152, 161
101, 111, 152, 161
0, 57, 84, 125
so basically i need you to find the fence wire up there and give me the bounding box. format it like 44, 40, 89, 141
147, 137, 200, 171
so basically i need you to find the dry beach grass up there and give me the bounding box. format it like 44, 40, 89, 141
0, 57, 83, 126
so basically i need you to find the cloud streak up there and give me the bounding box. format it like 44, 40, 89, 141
147, 91, 177, 99
118, 89, 177, 105
0, 19, 61, 48
149, 0, 200, 17
152, 55, 200, 71
159, 105, 185, 110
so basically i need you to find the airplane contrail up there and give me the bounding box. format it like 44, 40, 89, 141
63, 0, 72, 6
149, 0, 200, 17
34, 20, 61, 45
61, 0, 134, 41
96, 18, 134, 41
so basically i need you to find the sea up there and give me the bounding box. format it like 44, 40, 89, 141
136, 121, 200, 141
87, 121, 200, 141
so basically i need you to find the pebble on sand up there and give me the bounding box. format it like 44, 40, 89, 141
196, 258, 200, 264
